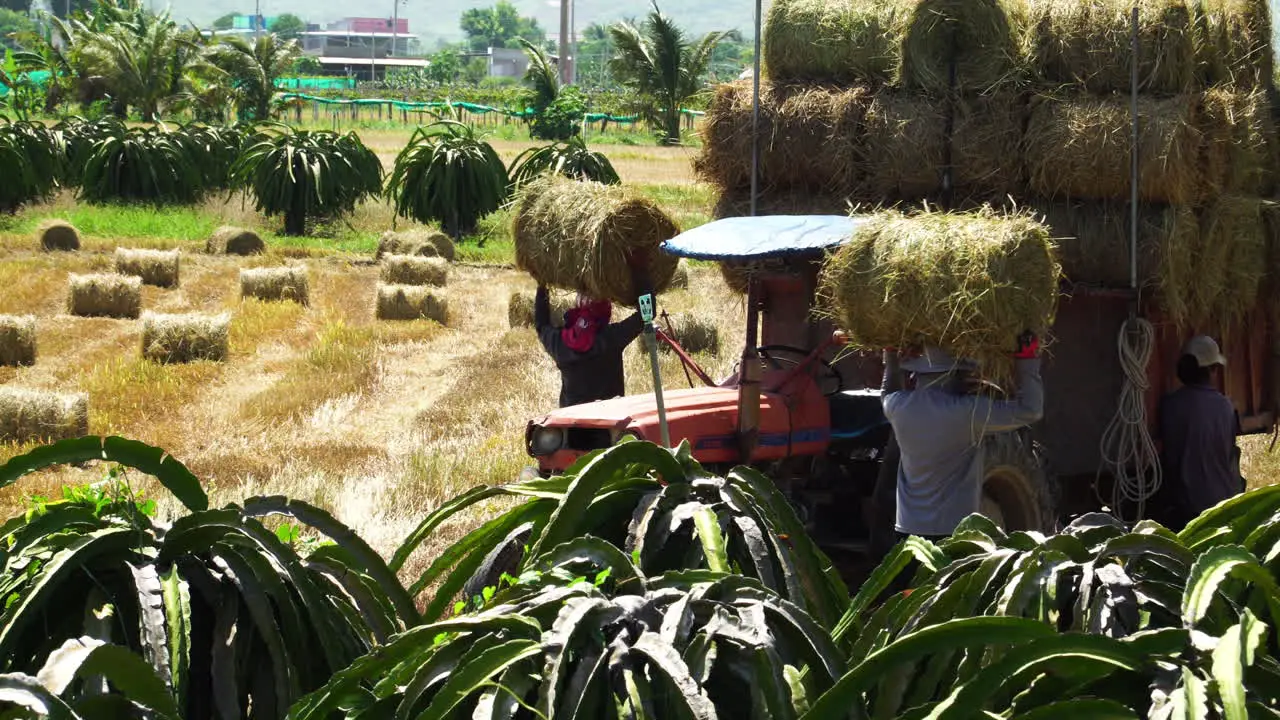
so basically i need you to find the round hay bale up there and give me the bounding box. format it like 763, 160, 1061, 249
377, 284, 449, 323
0, 386, 89, 443
1027, 0, 1196, 95
513, 177, 680, 305
897, 0, 1028, 93
376, 230, 455, 262
67, 273, 142, 319
115, 248, 180, 288
1025, 94, 1203, 206
660, 313, 721, 356
239, 266, 309, 305
818, 208, 1061, 379
38, 219, 80, 252
141, 312, 231, 364
380, 254, 449, 286
668, 261, 690, 290
207, 226, 265, 255
694, 81, 866, 196
763, 0, 901, 85
507, 290, 574, 328
0, 315, 36, 367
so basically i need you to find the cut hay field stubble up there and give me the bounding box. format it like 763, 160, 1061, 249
0, 235, 744, 591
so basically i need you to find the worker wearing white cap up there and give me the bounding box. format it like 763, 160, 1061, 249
1157, 335, 1243, 529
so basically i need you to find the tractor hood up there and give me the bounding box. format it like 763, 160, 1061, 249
533, 387, 747, 431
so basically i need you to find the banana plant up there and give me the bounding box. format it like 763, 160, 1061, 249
392, 439, 851, 630
290, 542, 845, 720
0, 437, 417, 719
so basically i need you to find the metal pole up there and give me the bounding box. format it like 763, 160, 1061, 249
255, 0, 261, 40
638, 293, 670, 446
371, 29, 377, 82
1130, 5, 1139, 292
749, 0, 761, 217
559, 0, 571, 85
391, 2, 398, 57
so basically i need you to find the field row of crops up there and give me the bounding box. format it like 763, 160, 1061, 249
0, 436, 1277, 718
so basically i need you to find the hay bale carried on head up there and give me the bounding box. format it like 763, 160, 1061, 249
508, 290, 574, 328
0, 315, 36, 367
38, 219, 80, 252
240, 266, 309, 304
376, 230, 455, 262
380, 254, 448, 286
141, 312, 230, 363
763, 0, 901, 85
207, 226, 265, 255
513, 176, 680, 305
1195, 0, 1274, 90
1025, 94, 1202, 206
115, 248, 180, 288
694, 81, 866, 196
660, 313, 721, 355
67, 273, 142, 318
0, 387, 88, 443
818, 208, 1061, 377
668, 261, 690, 290
898, 0, 1028, 93
1027, 0, 1196, 95
377, 284, 449, 323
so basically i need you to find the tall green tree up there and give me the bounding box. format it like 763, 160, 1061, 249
0, 8, 33, 48
204, 33, 300, 121
268, 12, 305, 41
76, 9, 197, 121
459, 1, 543, 52
212, 12, 234, 30
608, 2, 727, 145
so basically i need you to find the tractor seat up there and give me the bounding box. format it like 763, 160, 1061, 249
829, 389, 888, 440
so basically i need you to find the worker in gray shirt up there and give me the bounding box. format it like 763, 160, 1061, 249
1157, 336, 1242, 530
881, 333, 1044, 541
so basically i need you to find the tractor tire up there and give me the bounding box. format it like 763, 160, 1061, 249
981, 430, 1058, 534
462, 522, 534, 601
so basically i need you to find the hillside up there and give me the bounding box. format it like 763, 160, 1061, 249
166, 0, 758, 48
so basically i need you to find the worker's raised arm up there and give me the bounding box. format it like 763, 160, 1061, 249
881, 349, 904, 395
969, 356, 1044, 439
534, 285, 552, 330
600, 310, 645, 352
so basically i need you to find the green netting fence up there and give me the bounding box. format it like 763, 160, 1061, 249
275, 92, 705, 124
274, 77, 359, 91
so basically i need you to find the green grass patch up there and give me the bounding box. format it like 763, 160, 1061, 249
13, 204, 220, 243
634, 183, 715, 231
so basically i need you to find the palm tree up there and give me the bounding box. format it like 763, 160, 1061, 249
77, 11, 195, 121
608, 2, 727, 145
517, 36, 558, 110
203, 34, 300, 122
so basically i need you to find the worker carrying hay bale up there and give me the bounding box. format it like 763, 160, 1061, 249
115, 248, 180, 288
380, 255, 448, 287
0, 315, 36, 367
660, 313, 720, 356
819, 208, 1061, 377
508, 290, 573, 328
376, 230, 455, 262
141, 312, 231, 364
207, 226, 265, 255
67, 273, 142, 319
240, 266, 309, 305
377, 284, 449, 324
0, 386, 89, 443
38, 219, 80, 252
513, 176, 680, 305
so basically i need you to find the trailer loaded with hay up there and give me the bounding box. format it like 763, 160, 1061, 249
686, 0, 1280, 529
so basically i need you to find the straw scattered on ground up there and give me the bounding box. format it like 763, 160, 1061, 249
0, 315, 36, 367
141, 312, 231, 364
0, 386, 89, 443
240, 266, 310, 305
67, 273, 142, 319
115, 247, 180, 288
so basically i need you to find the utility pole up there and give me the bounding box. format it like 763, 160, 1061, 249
558, 0, 572, 85
255, 0, 261, 40
391, 0, 398, 57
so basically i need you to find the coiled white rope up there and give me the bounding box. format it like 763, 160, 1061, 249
1098, 316, 1162, 522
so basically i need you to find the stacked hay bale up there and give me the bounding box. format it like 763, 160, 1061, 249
380, 255, 448, 286
376, 229, 456, 262
240, 266, 309, 305
697, 0, 1276, 329
377, 285, 449, 323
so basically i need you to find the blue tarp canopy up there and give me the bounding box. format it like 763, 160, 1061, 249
661, 215, 870, 261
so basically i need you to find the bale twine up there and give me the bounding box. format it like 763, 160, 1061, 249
376, 284, 449, 323
239, 266, 309, 304
1195, 0, 1274, 90
1025, 94, 1202, 206
0, 387, 89, 443
763, 0, 902, 85
380, 255, 448, 286
38, 219, 80, 252
513, 176, 680, 305
669, 261, 690, 290
67, 273, 142, 319
1026, 0, 1196, 95
694, 81, 866, 196
0, 315, 36, 367
207, 226, 265, 255
115, 248, 180, 288
376, 230, 455, 262
1200, 88, 1276, 198
661, 313, 721, 355
897, 0, 1028, 93
141, 312, 231, 364
818, 208, 1061, 379
508, 290, 575, 328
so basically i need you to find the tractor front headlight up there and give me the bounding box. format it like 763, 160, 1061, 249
529, 426, 566, 456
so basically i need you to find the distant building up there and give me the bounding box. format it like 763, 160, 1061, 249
300, 17, 419, 59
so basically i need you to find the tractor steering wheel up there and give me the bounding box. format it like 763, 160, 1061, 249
755, 345, 845, 396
